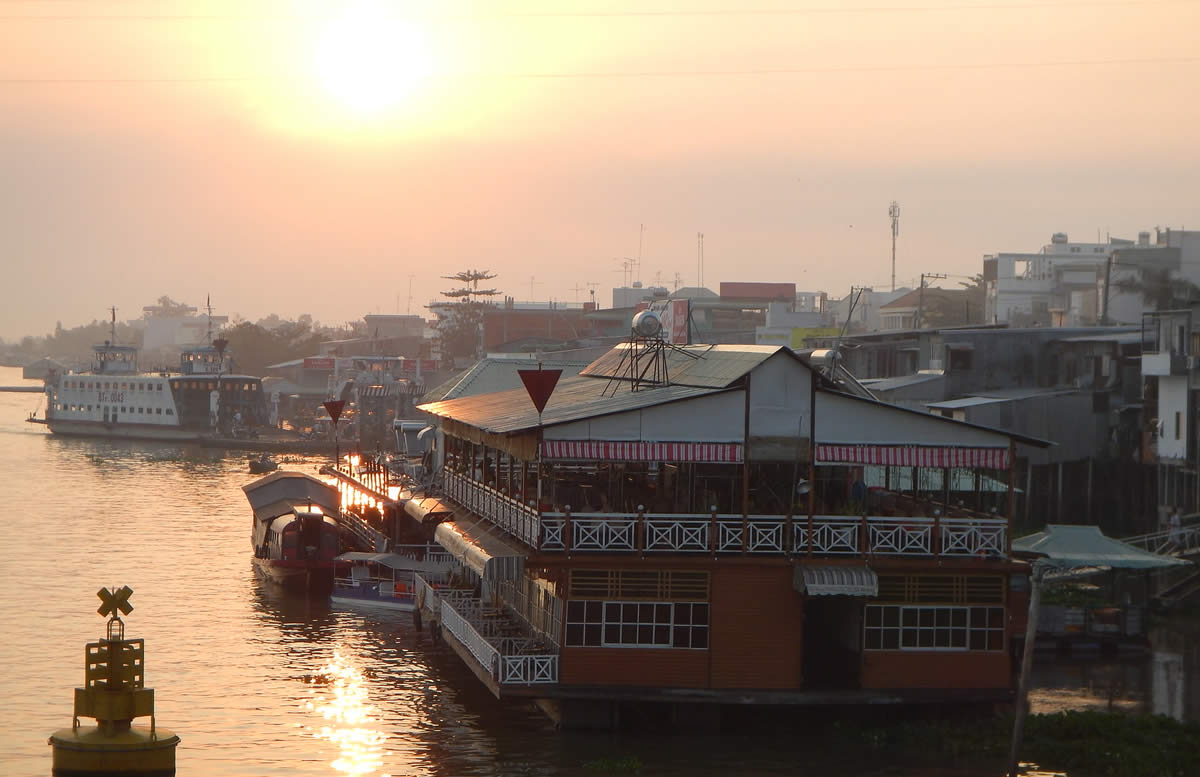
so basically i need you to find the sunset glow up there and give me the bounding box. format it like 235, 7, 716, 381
309, 1, 436, 119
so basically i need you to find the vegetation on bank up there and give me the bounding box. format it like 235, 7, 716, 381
826, 710, 1198, 777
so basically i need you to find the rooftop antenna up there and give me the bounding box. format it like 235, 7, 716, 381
673, 272, 683, 291
889, 201, 900, 292
637, 223, 645, 283
108, 306, 117, 344
570, 282, 585, 302
586, 281, 600, 308
406, 273, 415, 314
205, 295, 214, 345
529, 275, 541, 302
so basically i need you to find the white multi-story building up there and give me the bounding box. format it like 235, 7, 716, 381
984, 232, 1132, 327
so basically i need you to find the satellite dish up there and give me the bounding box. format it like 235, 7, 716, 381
632, 310, 663, 338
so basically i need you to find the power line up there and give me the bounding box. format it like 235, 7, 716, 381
1, 55, 1196, 84
0, 0, 1196, 18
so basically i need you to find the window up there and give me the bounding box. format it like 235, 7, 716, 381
156, 408, 162, 415
565, 600, 709, 649
166, 408, 174, 415
1070, 246, 1080, 253
138, 407, 144, 414
864, 605, 1004, 651
157, 384, 162, 392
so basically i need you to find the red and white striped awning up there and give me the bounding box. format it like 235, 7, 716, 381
815, 444, 1010, 470
541, 440, 743, 463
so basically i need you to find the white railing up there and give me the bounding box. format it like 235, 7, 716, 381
502, 655, 558, 684
868, 516, 933, 555
940, 517, 1008, 556
542, 508, 1010, 557
797, 516, 861, 554
1122, 525, 1200, 556
717, 516, 787, 553
439, 598, 559, 685
440, 599, 501, 677
644, 516, 710, 552
562, 514, 638, 552
442, 470, 540, 547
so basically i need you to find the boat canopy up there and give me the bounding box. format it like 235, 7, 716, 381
1013, 524, 1190, 570
793, 564, 879, 597
334, 552, 454, 573
433, 515, 525, 583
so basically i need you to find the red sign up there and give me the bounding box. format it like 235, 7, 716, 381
304, 357, 335, 370
518, 369, 562, 415
322, 400, 346, 423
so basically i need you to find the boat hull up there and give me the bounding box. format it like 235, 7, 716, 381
252, 557, 337, 593
43, 418, 204, 442
331, 583, 417, 612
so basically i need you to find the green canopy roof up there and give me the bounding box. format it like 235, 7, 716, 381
1013, 524, 1190, 570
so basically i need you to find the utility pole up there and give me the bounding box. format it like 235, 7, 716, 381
889, 201, 900, 293
916, 272, 947, 329
637, 223, 645, 284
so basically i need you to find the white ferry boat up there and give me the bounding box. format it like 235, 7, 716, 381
33, 337, 267, 442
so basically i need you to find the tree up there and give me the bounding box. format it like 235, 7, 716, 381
436, 270, 500, 360
1114, 267, 1200, 313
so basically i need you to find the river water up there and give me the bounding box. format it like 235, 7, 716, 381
0, 366, 1192, 777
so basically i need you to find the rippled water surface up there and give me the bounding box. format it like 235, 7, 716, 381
0, 367, 1191, 777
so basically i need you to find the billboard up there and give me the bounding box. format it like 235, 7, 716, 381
651, 298, 690, 344
719, 281, 795, 301
302, 357, 336, 370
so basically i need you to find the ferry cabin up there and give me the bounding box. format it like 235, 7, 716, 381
411, 344, 1049, 723
44, 342, 266, 437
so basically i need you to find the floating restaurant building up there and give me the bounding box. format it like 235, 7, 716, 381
402, 342, 1049, 727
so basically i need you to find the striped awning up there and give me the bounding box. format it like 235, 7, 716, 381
815, 444, 1009, 470
541, 440, 743, 463
794, 564, 878, 597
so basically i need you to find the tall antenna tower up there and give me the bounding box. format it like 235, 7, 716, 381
889, 201, 900, 292
406, 274, 415, 313
637, 223, 645, 283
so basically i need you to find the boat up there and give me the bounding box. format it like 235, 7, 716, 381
331, 548, 455, 611
249, 454, 279, 474
27, 309, 267, 442
243, 471, 350, 593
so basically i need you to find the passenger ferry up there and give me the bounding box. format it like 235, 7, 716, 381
31, 324, 266, 442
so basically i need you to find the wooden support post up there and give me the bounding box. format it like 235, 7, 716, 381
807, 369, 817, 557
1056, 461, 1064, 521
1008, 562, 1047, 777
1008, 441, 1017, 555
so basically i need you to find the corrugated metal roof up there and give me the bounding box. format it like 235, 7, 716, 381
578, 343, 781, 388
422, 357, 592, 403
418, 374, 726, 434
862, 373, 944, 392
1013, 525, 1188, 569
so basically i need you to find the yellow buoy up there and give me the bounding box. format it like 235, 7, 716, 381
49, 586, 179, 776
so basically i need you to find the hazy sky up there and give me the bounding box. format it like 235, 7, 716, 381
2, 0, 1198, 339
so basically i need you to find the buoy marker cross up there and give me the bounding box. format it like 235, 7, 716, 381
96, 586, 134, 618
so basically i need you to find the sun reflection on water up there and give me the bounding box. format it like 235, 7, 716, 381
304, 650, 391, 776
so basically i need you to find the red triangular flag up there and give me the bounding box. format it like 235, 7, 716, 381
518, 369, 561, 415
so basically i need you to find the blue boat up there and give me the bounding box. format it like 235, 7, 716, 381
331, 549, 454, 611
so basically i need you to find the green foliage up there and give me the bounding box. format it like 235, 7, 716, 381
436, 269, 501, 361
222, 320, 324, 375
823, 711, 1199, 777
582, 755, 643, 773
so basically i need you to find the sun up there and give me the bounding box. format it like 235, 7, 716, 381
310, 1, 436, 118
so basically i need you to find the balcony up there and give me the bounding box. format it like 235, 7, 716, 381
443, 469, 540, 547
438, 470, 1007, 559
416, 574, 559, 686
539, 512, 1006, 557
